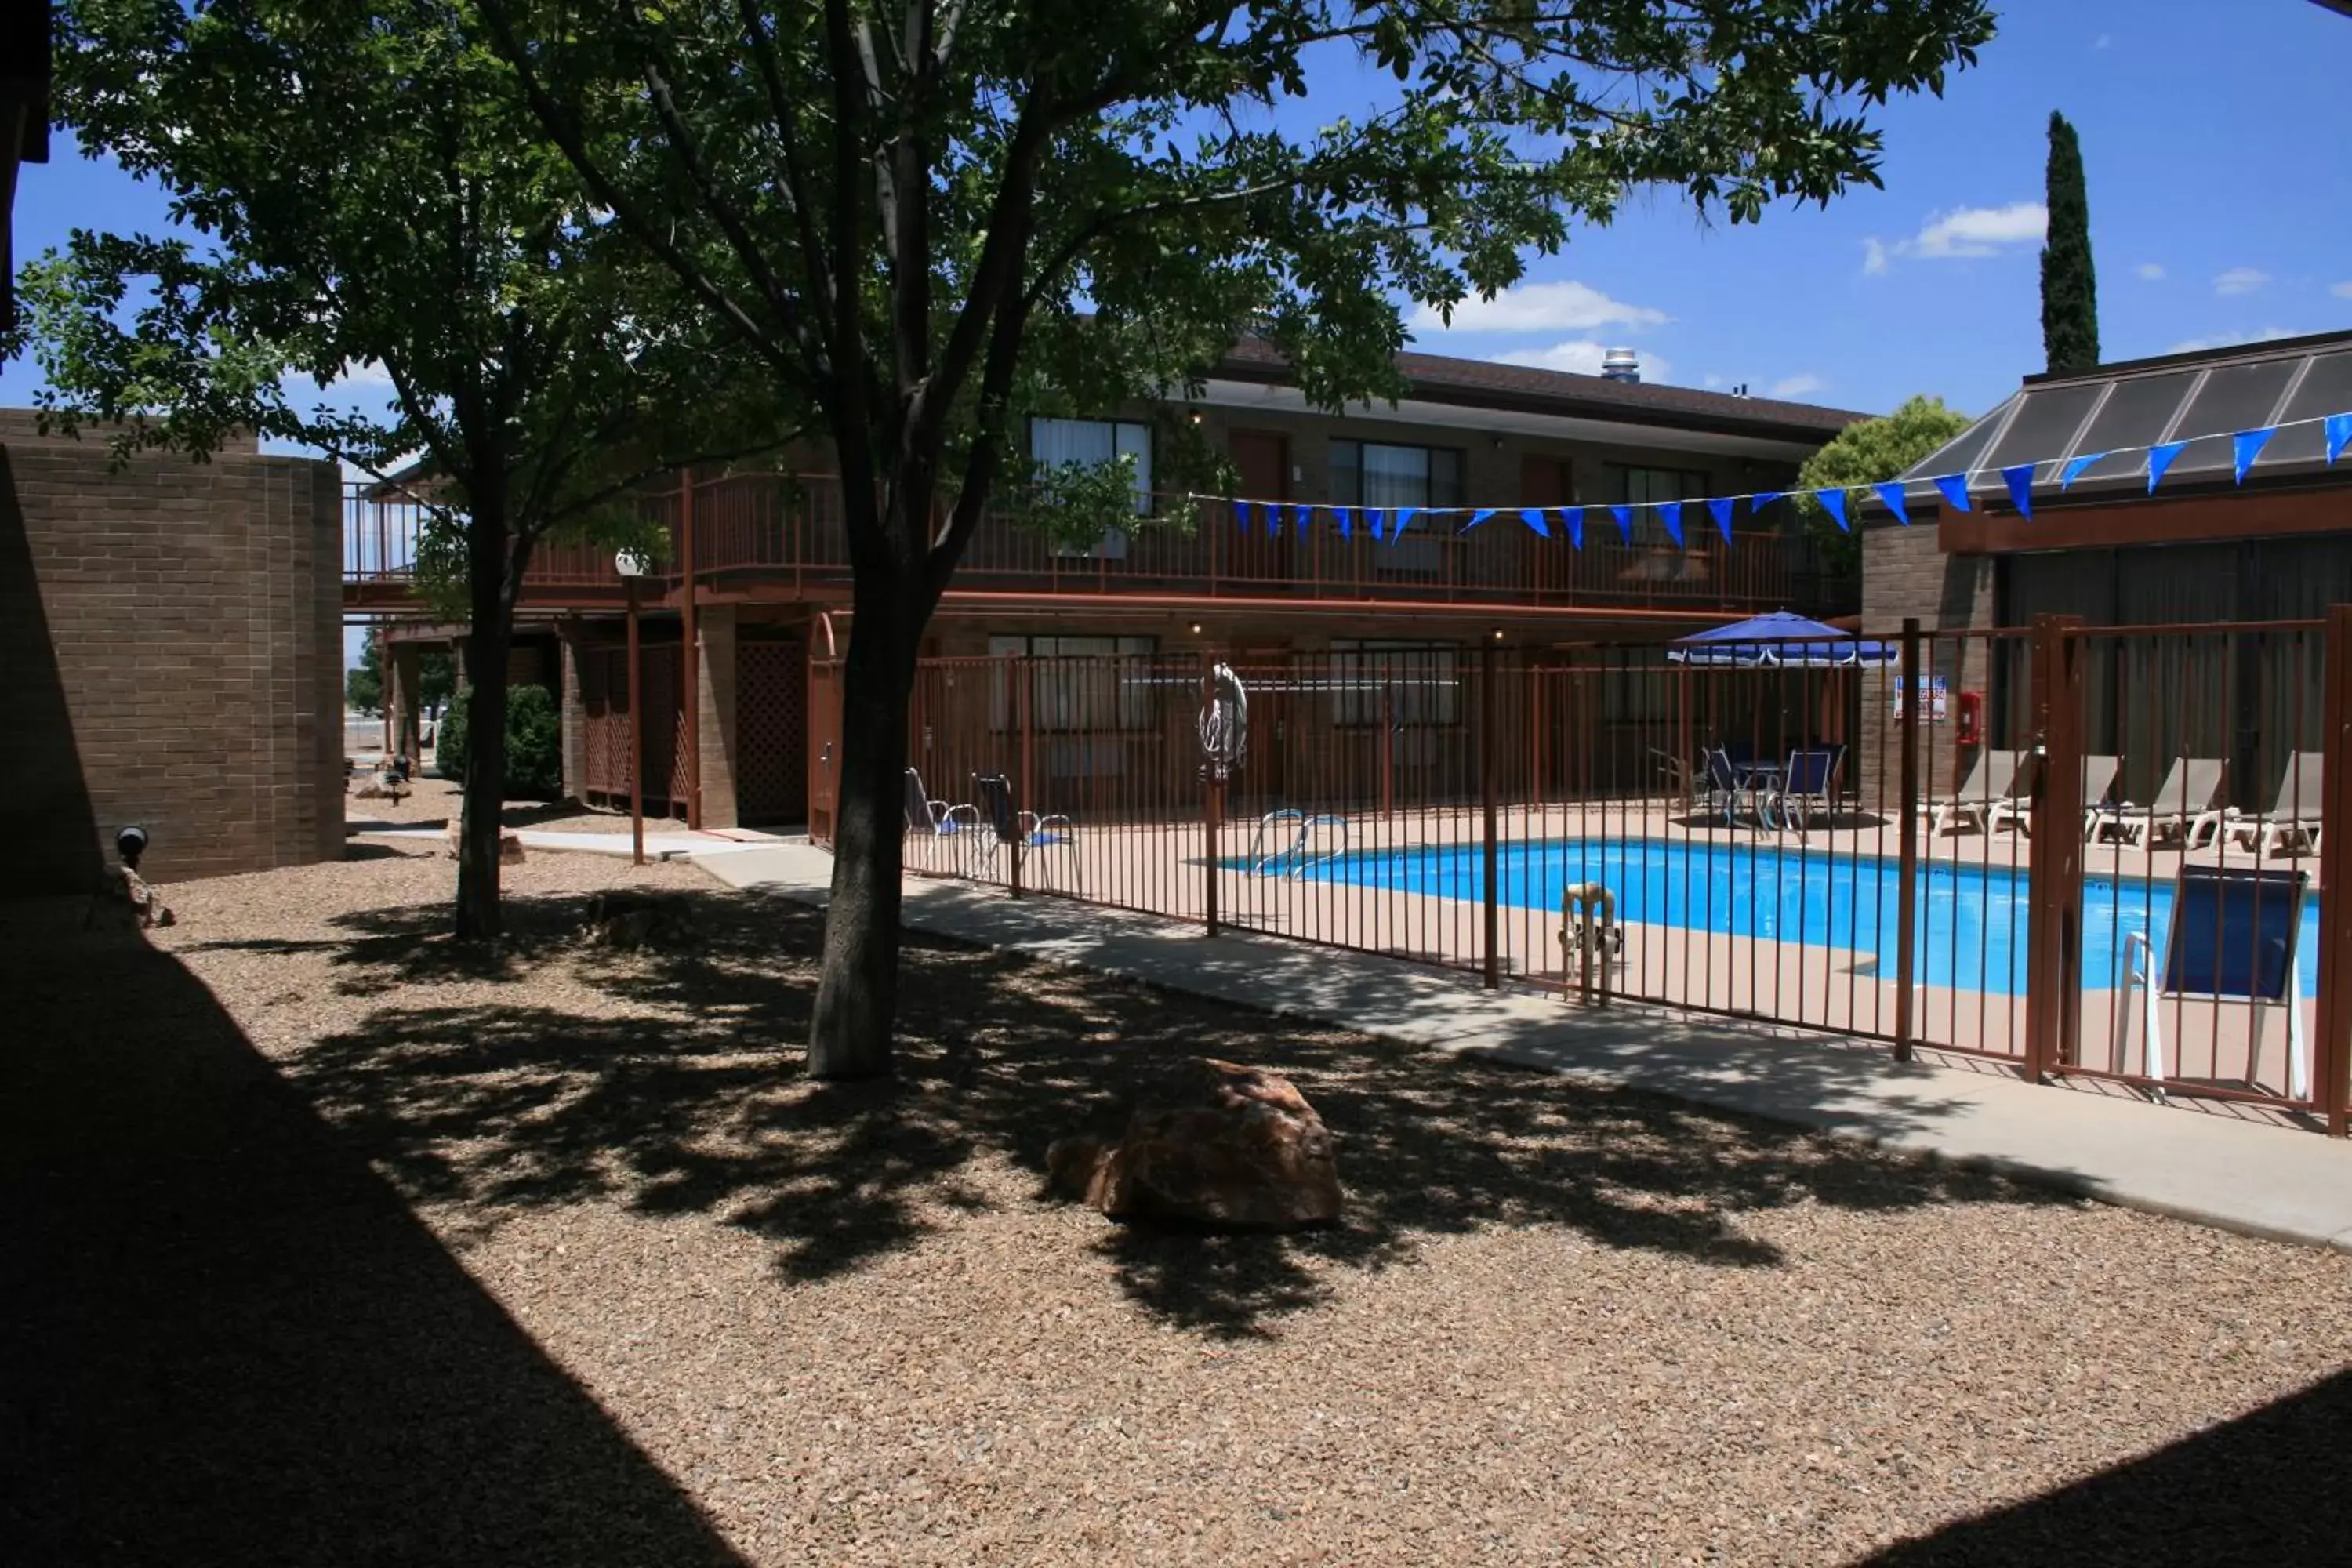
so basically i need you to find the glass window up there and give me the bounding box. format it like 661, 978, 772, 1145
1330, 438, 1468, 509
1330, 639, 1461, 728
987, 633, 1158, 731
1029, 417, 1149, 557
1609, 464, 1711, 555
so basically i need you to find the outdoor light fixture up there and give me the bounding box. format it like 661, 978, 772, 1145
1190, 622, 1203, 634
614, 549, 652, 577
115, 825, 148, 869
1187, 408, 1203, 426
1493, 629, 1506, 641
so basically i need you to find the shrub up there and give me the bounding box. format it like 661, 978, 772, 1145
434, 682, 563, 800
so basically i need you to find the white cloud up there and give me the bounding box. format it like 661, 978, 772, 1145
2135, 263, 2165, 281
336, 358, 397, 387
2331, 281, 2352, 301
1411, 279, 1667, 334
1767, 373, 1828, 400
1702, 373, 1726, 390
1905, 202, 2047, 260
2165, 327, 2310, 354
1862, 202, 2045, 274
1494, 340, 1673, 384
2213, 267, 2270, 296
2094, 33, 2111, 49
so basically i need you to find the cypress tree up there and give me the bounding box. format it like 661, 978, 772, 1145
2041, 111, 2100, 374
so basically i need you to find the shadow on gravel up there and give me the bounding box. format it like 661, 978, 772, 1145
1866, 1366, 2352, 1566
287, 885, 2062, 1338
0, 906, 746, 1568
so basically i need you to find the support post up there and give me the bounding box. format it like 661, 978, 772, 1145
1203, 655, 1222, 938
2024, 615, 2087, 1083
627, 579, 644, 867
679, 470, 701, 830
1012, 655, 1030, 899
1895, 618, 1922, 1062
2314, 604, 2352, 1135
1482, 641, 1501, 990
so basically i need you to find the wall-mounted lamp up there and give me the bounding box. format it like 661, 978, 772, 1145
1492, 629, 1507, 641
1187, 408, 1204, 427
614, 549, 653, 579
1189, 622, 1203, 635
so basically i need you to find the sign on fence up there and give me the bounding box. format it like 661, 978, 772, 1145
1891, 673, 1949, 723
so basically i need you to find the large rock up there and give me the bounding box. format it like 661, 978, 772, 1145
444, 823, 526, 863
1048, 1060, 1341, 1231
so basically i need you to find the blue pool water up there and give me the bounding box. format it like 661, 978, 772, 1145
1267, 838, 2322, 999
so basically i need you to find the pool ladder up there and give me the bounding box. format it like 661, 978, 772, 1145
1249, 809, 1350, 878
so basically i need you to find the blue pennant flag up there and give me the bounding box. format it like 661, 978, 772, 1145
2233, 428, 2276, 485
2060, 454, 2103, 490
1750, 490, 1784, 513
1518, 507, 1551, 539
1872, 481, 1910, 527
1817, 489, 1849, 532
1461, 508, 1496, 533
2329, 414, 2352, 466
2147, 441, 2187, 495
1334, 506, 1354, 540
2001, 463, 2035, 518
1266, 503, 1281, 537
1233, 500, 1251, 532
1394, 507, 1419, 539
1931, 474, 1973, 514
1707, 497, 1735, 544
1295, 504, 1317, 535
1610, 504, 1634, 545
1560, 506, 1584, 548
1656, 501, 1684, 548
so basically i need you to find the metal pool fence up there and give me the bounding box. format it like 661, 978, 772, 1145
835, 610, 2352, 1134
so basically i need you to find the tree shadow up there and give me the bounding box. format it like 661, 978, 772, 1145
0, 906, 745, 1566
1864, 1367, 2352, 1566
281, 884, 2060, 1338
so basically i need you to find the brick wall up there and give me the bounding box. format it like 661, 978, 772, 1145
0, 410, 345, 891
1858, 520, 1997, 806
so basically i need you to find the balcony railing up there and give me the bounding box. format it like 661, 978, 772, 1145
344, 472, 1842, 613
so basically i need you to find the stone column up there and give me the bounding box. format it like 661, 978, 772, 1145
696, 604, 740, 829
387, 640, 425, 765
557, 624, 590, 804
1859, 523, 1995, 809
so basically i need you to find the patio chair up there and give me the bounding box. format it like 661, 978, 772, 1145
1699, 747, 1760, 829
1930, 749, 2033, 836
2085, 757, 2227, 849
2114, 864, 2309, 1102
904, 768, 983, 873
1650, 749, 1701, 815
2227, 753, 2325, 858
2057, 754, 2124, 841
1767, 746, 1845, 833
971, 772, 1082, 891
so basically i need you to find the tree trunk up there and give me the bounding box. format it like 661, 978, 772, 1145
808, 585, 919, 1079
454, 492, 516, 942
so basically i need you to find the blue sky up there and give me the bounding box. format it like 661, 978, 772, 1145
10, 0, 2349, 426
1388, 0, 2352, 416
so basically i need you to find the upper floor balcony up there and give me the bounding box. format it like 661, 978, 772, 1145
343, 470, 1849, 617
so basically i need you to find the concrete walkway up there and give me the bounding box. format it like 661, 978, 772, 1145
350, 822, 784, 860
701, 844, 2352, 1253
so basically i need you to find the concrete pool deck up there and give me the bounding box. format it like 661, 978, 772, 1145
702, 841, 2352, 1254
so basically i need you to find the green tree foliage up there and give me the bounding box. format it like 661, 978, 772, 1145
2041, 110, 2100, 375
1795, 395, 1973, 576
474, 0, 1995, 1076
434, 683, 562, 799
17, 0, 797, 941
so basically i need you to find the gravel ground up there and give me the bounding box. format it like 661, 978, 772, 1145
11, 846, 2352, 1566
341, 772, 668, 835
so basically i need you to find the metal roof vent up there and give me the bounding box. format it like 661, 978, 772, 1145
1600, 347, 1640, 383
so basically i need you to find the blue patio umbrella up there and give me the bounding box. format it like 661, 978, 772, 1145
1666, 609, 1896, 669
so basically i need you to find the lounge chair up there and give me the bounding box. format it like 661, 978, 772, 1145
2086, 757, 2227, 849
904, 768, 982, 873
1768, 746, 1845, 833
1699, 747, 1764, 829
2229, 753, 2325, 858
2115, 864, 2309, 1101
1930, 749, 2033, 836
971, 772, 1082, 891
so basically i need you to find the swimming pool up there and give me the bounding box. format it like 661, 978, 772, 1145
1267, 837, 2321, 1000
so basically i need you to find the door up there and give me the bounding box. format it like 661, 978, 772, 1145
807, 657, 843, 846
1519, 455, 1576, 597
1229, 429, 1290, 586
